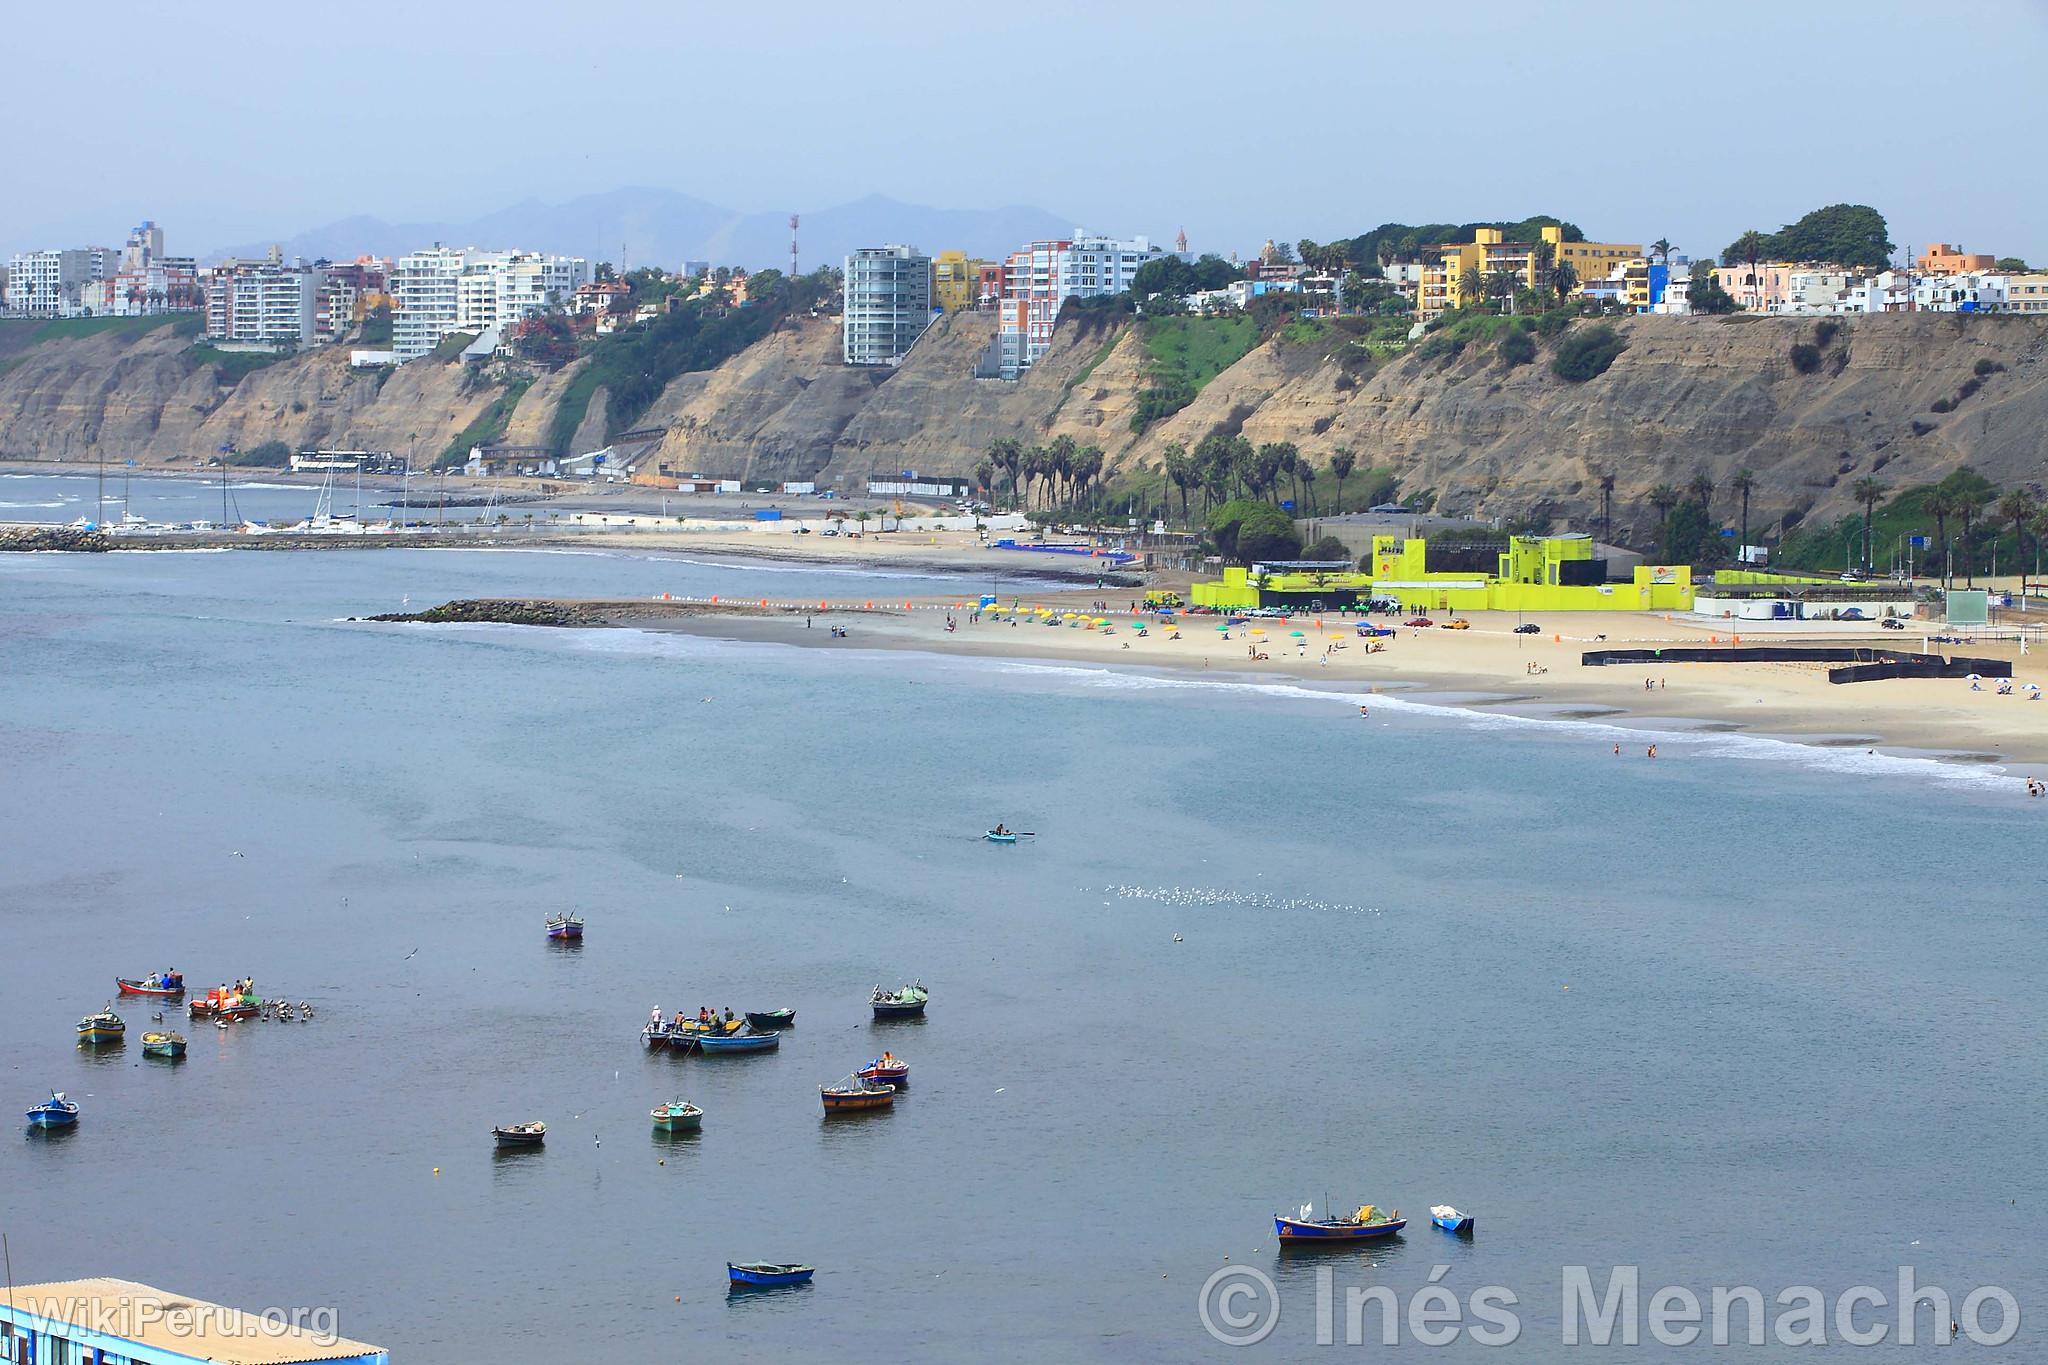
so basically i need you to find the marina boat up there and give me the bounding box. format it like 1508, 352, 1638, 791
117, 973, 185, 998
77, 1008, 126, 1045
870, 981, 928, 1018
821, 1074, 896, 1113
744, 1008, 796, 1031
1274, 1203, 1407, 1243
650, 1099, 703, 1132
189, 989, 259, 1020
642, 1022, 679, 1050
1430, 1205, 1475, 1234
26, 1092, 79, 1129
141, 1031, 187, 1060
727, 1263, 814, 1289
544, 913, 584, 941
858, 1053, 909, 1088
492, 1121, 547, 1148
697, 1029, 779, 1054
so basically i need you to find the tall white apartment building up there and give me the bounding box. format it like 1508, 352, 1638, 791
204, 256, 322, 344
390, 247, 589, 360
5, 247, 117, 316
992, 230, 1162, 379
842, 244, 933, 365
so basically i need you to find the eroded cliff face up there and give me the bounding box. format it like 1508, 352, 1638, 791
4, 311, 2044, 537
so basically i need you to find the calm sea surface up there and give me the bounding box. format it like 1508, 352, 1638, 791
1, 541, 2040, 1361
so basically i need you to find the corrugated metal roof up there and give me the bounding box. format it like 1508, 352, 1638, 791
0, 1278, 387, 1363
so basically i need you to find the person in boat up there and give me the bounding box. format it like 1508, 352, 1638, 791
992, 823, 1009, 836
650, 1007, 663, 1031
698, 1005, 712, 1025
722, 1007, 735, 1025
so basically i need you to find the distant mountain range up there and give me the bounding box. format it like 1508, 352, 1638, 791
208, 188, 1081, 272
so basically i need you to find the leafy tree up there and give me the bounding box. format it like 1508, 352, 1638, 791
1303, 535, 1350, 562
1689, 261, 1739, 314
1995, 257, 2031, 273
1660, 499, 1722, 565
1551, 324, 1627, 381
1724, 205, 1893, 270
1207, 498, 1301, 563
1498, 328, 1536, 368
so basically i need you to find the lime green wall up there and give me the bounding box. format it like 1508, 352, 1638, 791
1189, 536, 1696, 612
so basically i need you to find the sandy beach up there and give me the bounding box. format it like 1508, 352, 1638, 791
586, 590, 2048, 776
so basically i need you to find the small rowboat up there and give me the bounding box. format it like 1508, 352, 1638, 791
871, 981, 928, 1018
27, 1092, 79, 1129
545, 913, 584, 940
858, 1055, 909, 1088
117, 975, 185, 998
821, 1075, 895, 1113
77, 1008, 126, 1045
728, 1262, 813, 1289
984, 831, 1018, 844
745, 1008, 795, 1031
492, 1121, 547, 1148
650, 1099, 703, 1131
1430, 1205, 1475, 1234
698, 1029, 779, 1054
1274, 1203, 1406, 1243
142, 1031, 187, 1060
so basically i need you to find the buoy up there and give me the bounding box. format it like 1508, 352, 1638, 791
433, 1167, 440, 1174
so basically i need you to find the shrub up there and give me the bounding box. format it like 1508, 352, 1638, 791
1957, 377, 1981, 401
1789, 343, 1823, 374
1814, 320, 1840, 348
227, 440, 291, 467
1973, 358, 2002, 377
1550, 325, 1627, 382
1498, 329, 1537, 368
1129, 379, 1195, 433
1931, 398, 1953, 413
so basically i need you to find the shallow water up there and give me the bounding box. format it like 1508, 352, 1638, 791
1, 547, 2041, 1360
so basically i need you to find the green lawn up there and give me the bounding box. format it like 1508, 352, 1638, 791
1140, 316, 1260, 389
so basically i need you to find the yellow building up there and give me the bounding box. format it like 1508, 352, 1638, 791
1416, 225, 1643, 321
1188, 533, 1693, 613
931, 250, 988, 313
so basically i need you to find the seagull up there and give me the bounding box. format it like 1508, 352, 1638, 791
229, 851, 245, 858
402, 948, 418, 960
1172, 934, 1183, 943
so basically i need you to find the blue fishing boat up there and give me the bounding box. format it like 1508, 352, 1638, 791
728, 1262, 814, 1288
697, 1029, 779, 1054
544, 913, 584, 941
1430, 1205, 1475, 1234
984, 831, 1018, 844
1274, 1203, 1406, 1243
26, 1092, 79, 1129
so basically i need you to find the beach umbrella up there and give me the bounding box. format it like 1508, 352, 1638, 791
2027, 683, 2041, 691
1967, 673, 1982, 680
1289, 630, 1307, 637
1215, 624, 1231, 632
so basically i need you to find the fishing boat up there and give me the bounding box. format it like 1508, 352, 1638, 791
858, 1054, 909, 1088
650, 1099, 703, 1132
142, 1031, 187, 1060
544, 913, 584, 941
984, 831, 1018, 844
821, 1074, 896, 1113
189, 988, 259, 1020
870, 981, 928, 1018
26, 1092, 79, 1129
492, 1121, 547, 1148
745, 1008, 796, 1030
117, 973, 185, 998
77, 1007, 126, 1045
1274, 1203, 1407, 1243
1430, 1205, 1475, 1234
727, 1263, 814, 1289
698, 1029, 779, 1054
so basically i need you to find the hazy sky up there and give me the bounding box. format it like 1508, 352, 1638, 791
6, 0, 2044, 265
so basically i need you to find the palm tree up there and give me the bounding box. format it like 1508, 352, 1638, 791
2031, 509, 2048, 581
1959, 494, 1981, 587
1485, 269, 1518, 314
1459, 265, 1486, 312
1731, 230, 1769, 310
1730, 468, 1757, 560
1072, 445, 1104, 509
1047, 435, 1077, 511
1687, 470, 1715, 516
2000, 489, 2037, 580
1551, 260, 1578, 306
854, 510, 872, 536
974, 459, 995, 501
985, 437, 1022, 509
1330, 447, 1356, 514
1163, 441, 1193, 522
1851, 477, 1888, 570
1299, 460, 1317, 515
1923, 491, 1954, 587
1650, 238, 1673, 265
1648, 483, 1680, 547
1597, 470, 1617, 543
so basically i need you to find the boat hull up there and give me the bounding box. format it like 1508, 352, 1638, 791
493, 1130, 546, 1147
744, 1010, 795, 1030
698, 1032, 779, 1054
870, 1000, 926, 1018
142, 1034, 187, 1059
821, 1089, 895, 1113
76, 1025, 125, 1045
984, 833, 1017, 843
859, 1064, 909, 1088
1431, 1214, 1475, 1234
727, 1263, 814, 1288
117, 978, 185, 998
651, 1110, 703, 1131
544, 918, 584, 940
1274, 1215, 1408, 1242
26, 1108, 79, 1128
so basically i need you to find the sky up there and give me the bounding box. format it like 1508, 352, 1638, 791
4, 0, 2045, 266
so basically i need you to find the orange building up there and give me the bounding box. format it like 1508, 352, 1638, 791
1918, 243, 1996, 275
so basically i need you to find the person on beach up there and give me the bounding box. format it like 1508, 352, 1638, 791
1613, 743, 1621, 756
1647, 745, 1658, 758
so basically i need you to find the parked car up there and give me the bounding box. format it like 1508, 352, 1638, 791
1442, 618, 1471, 630
1405, 617, 1434, 627
1514, 622, 1542, 634
1880, 617, 1906, 630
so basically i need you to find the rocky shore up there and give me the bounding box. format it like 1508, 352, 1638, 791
363, 597, 828, 628
0, 525, 112, 552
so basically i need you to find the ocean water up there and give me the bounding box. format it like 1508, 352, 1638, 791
1, 547, 2041, 1361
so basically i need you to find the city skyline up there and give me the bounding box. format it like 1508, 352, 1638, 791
3, 0, 2044, 267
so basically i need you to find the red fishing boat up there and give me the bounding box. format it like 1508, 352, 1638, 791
858, 1054, 909, 1088
117, 973, 185, 998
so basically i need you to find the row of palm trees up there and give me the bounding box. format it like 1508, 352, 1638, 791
1640, 467, 1761, 552
979, 436, 1106, 514
1159, 435, 1354, 521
